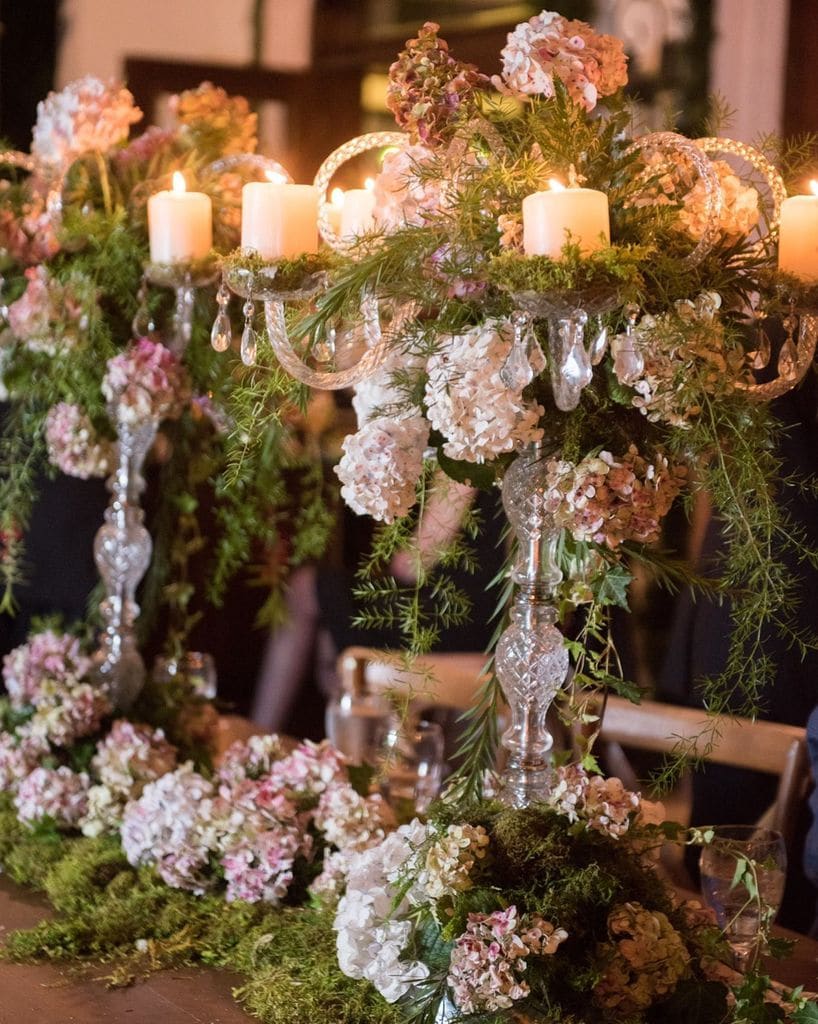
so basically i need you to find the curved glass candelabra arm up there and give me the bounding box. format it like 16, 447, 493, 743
262, 291, 417, 390
737, 310, 818, 401
141, 262, 219, 355
92, 411, 156, 711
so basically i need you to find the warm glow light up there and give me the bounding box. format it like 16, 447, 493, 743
172, 171, 186, 194
548, 178, 566, 192
331, 187, 345, 209
364, 177, 375, 192
265, 170, 288, 185
810, 180, 818, 197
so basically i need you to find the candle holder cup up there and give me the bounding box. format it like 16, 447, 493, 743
141, 258, 220, 355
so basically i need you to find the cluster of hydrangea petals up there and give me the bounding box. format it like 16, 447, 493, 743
14, 765, 90, 829
421, 822, 490, 900
335, 414, 429, 523
0, 183, 60, 266
82, 719, 179, 834
386, 21, 487, 145
625, 293, 750, 428
0, 732, 47, 793
217, 734, 284, 786
425, 319, 544, 463
313, 782, 394, 853
120, 762, 217, 893
2, 629, 90, 708
542, 445, 687, 549
6, 266, 88, 351
372, 143, 447, 231
221, 822, 306, 904
447, 905, 568, 1014
170, 81, 258, 156
494, 11, 628, 111
547, 764, 640, 838
594, 902, 690, 1013
101, 337, 191, 425
31, 75, 142, 170
264, 739, 348, 797
335, 818, 430, 1003
633, 150, 760, 243
44, 402, 113, 479
2, 631, 108, 748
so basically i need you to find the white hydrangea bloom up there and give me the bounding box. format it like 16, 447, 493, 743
425, 319, 544, 463
335, 415, 429, 523
334, 819, 430, 1002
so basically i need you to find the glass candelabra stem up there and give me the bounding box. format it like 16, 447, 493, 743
496, 442, 569, 808
92, 407, 156, 711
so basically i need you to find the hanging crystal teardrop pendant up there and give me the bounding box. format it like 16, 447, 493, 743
778, 308, 799, 381
312, 324, 337, 366
240, 299, 257, 366
131, 275, 156, 338
590, 316, 608, 365
611, 303, 644, 384
211, 280, 232, 352
501, 312, 536, 390
548, 310, 589, 411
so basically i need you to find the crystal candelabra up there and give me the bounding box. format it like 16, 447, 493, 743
91, 402, 156, 711
495, 443, 570, 807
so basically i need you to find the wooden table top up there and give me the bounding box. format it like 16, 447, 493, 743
1, 874, 816, 1023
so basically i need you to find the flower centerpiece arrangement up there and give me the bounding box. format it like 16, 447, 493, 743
0, 77, 332, 663
219, 10, 818, 801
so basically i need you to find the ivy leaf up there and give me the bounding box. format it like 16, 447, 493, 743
592, 562, 632, 609
648, 979, 728, 1024
765, 936, 794, 960
791, 998, 818, 1022
436, 450, 496, 491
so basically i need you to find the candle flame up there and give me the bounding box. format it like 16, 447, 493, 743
548, 178, 566, 192
331, 187, 345, 210
265, 170, 287, 185
364, 177, 375, 192
172, 171, 186, 194
810, 180, 818, 197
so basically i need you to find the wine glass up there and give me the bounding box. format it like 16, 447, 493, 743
699, 824, 787, 973
324, 690, 394, 766
380, 719, 446, 815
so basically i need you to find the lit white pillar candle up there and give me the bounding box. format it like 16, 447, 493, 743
522, 180, 610, 259
241, 177, 318, 259
340, 178, 376, 238
148, 172, 212, 263
328, 187, 345, 234
778, 182, 818, 282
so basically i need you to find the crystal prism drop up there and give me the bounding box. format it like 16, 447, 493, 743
312, 326, 337, 365
590, 321, 608, 364
210, 311, 232, 352
500, 338, 534, 390
778, 337, 798, 380
611, 334, 644, 384
749, 329, 771, 370
240, 323, 257, 366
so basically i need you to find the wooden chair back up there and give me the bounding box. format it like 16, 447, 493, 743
337, 646, 490, 712
589, 695, 810, 847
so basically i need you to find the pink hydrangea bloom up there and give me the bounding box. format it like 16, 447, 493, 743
543, 446, 686, 549
0, 183, 59, 265
31, 75, 142, 169
23, 678, 110, 748
313, 783, 395, 853
44, 402, 113, 479
91, 719, 177, 796
372, 143, 446, 230
494, 11, 628, 111
6, 266, 87, 350
0, 732, 47, 793
448, 906, 567, 1013
548, 764, 640, 838
102, 337, 191, 424
265, 739, 348, 797
217, 734, 284, 786
221, 823, 305, 904
2, 630, 92, 708
14, 765, 90, 829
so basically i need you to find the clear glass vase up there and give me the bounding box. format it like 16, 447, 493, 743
91, 407, 156, 711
